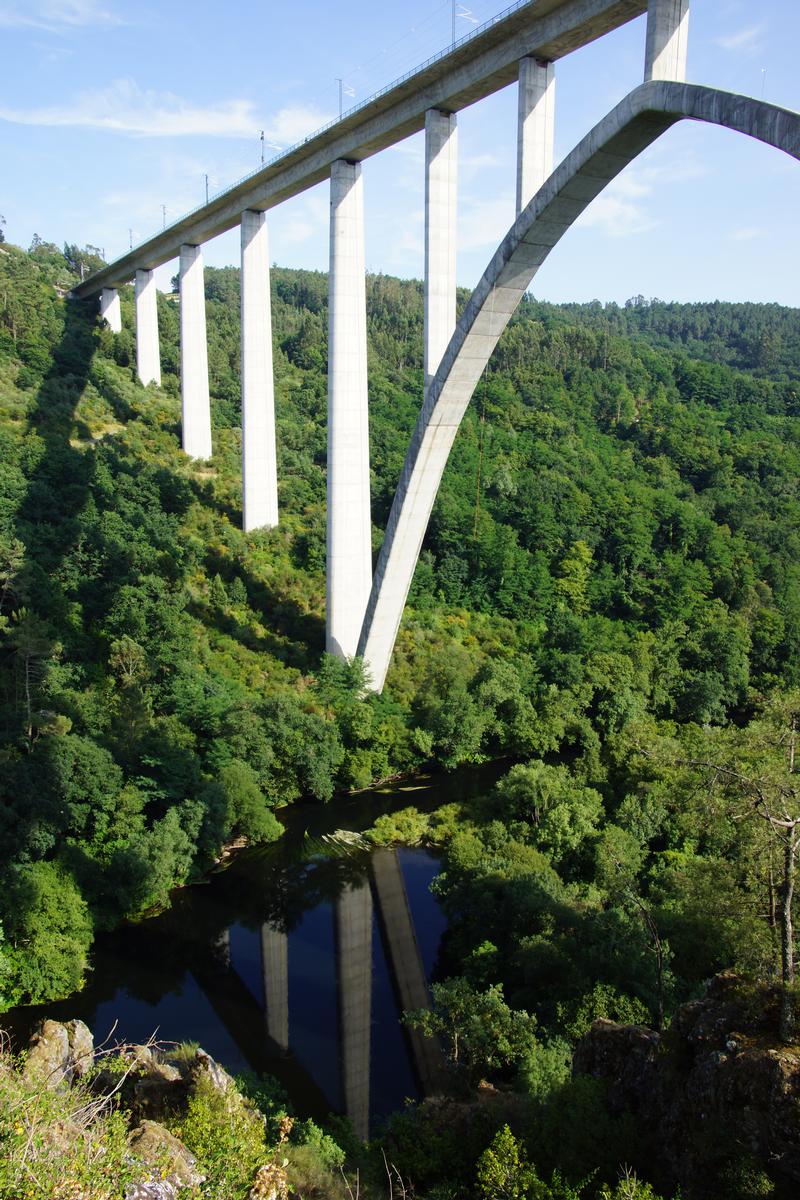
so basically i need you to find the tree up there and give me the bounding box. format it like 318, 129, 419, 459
405, 979, 537, 1083
216, 759, 282, 843
595, 823, 670, 1030
555, 540, 593, 615
697, 694, 800, 1041
492, 761, 603, 863
3, 861, 93, 1003
642, 692, 800, 1040
476, 1126, 580, 1200
6, 608, 60, 751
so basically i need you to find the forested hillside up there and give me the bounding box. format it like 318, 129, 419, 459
2, 236, 800, 1196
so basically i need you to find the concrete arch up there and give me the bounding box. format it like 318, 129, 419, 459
358, 80, 800, 691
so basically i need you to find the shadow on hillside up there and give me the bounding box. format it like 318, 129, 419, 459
201, 546, 326, 668
13, 298, 101, 643
185, 598, 317, 673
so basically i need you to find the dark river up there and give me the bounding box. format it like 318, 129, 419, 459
4, 763, 504, 1136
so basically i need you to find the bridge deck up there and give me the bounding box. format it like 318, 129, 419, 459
73, 0, 646, 297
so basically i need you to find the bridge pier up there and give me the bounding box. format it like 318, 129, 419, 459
100, 287, 122, 333
134, 269, 161, 387
260, 923, 289, 1051
517, 57, 555, 214
241, 211, 279, 531
326, 160, 372, 660
335, 879, 373, 1141
424, 109, 458, 397
179, 244, 213, 460
645, 0, 689, 82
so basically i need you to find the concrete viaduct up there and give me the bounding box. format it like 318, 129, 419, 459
72, 0, 800, 692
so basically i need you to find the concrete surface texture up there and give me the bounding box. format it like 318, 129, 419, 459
644, 0, 689, 82
357, 82, 800, 692
133, 270, 161, 388
99, 287, 122, 334
326, 160, 372, 660
179, 243, 213, 461
240, 210, 279, 531
424, 109, 458, 399
516, 56, 555, 214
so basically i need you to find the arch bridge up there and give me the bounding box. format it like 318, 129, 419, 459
72, 0, 800, 692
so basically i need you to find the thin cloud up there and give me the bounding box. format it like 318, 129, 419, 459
271, 192, 328, 247
0, 0, 120, 30
574, 153, 708, 240
729, 226, 764, 242
578, 193, 659, 238
459, 195, 515, 252
0, 78, 332, 142
716, 24, 765, 53
577, 170, 658, 238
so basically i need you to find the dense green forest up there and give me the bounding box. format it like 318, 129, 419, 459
2, 234, 800, 1198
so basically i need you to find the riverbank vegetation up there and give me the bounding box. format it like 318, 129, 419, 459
2, 234, 800, 1196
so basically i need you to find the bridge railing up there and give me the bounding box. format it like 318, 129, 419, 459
126, 0, 540, 260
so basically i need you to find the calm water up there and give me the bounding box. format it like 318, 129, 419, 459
5, 763, 505, 1136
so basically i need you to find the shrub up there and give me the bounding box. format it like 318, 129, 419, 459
0, 1046, 140, 1199
169, 1071, 268, 1199
3, 861, 93, 1004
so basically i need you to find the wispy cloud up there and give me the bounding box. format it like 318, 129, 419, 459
459, 194, 515, 252
0, 0, 119, 31
579, 195, 659, 238
576, 155, 709, 240
271, 192, 328, 247
716, 24, 765, 53
0, 78, 332, 142
729, 226, 764, 242
577, 173, 657, 238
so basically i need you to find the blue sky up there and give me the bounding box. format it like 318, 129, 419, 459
1, 0, 798, 305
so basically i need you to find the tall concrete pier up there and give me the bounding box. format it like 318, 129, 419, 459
517, 57, 555, 214
134, 269, 161, 387
326, 160, 372, 660
100, 287, 122, 334
240, 211, 279, 531
179, 244, 213, 460
335, 880, 373, 1140
644, 0, 689, 82
424, 109, 458, 397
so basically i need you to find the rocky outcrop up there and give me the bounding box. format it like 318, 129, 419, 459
192, 1047, 236, 1097
128, 1119, 205, 1190
23, 1017, 94, 1089
573, 974, 800, 1193
65, 1018, 94, 1077
15, 1019, 297, 1198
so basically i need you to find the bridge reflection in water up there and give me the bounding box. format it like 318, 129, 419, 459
196, 846, 446, 1139
4, 843, 447, 1138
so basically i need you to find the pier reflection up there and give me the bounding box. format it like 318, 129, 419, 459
193, 846, 445, 1138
